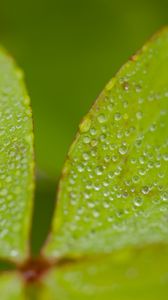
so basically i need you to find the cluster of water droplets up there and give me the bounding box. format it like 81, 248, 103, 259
0, 53, 34, 259
48, 38, 168, 257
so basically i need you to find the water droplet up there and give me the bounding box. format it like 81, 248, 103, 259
163, 154, 168, 161
77, 164, 84, 173
136, 111, 143, 120
82, 152, 90, 161
161, 192, 168, 202
142, 186, 150, 195
83, 136, 90, 144
97, 114, 107, 123
133, 197, 143, 207
119, 145, 127, 155
122, 81, 129, 91
93, 210, 100, 218
95, 166, 104, 176
90, 128, 97, 136
114, 113, 122, 121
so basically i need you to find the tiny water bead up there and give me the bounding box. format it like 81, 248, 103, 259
163, 154, 168, 161
95, 166, 104, 176
114, 112, 122, 121
161, 192, 168, 202
107, 103, 114, 111
90, 128, 97, 136
77, 164, 84, 173
136, 111, 143, 120
97, 114, 107, 123
82, 152, 90, 161
118, 145, 127, 155
122, 81, 129, 91
133, 197, 143, 207
83, 136, 91, 144
0, 51, 34, 259
141, 186, 150, 195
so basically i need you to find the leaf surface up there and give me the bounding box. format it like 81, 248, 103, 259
45, 28, 168, 258
0, 49, 34, 260
44, 244, 168, 300
0, 272, 24, 300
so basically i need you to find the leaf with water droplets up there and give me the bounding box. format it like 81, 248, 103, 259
45, 28, 168, 261
0, 49, 34, 260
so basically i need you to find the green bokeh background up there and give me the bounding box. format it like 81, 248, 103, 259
0, 0, 167, 178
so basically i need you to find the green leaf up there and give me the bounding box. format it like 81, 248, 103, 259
0, 273, 24, 299
44, 244, 168, 300
0, 49, 34, 260
45, 28, 168, 258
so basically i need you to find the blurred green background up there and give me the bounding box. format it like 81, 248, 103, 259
0, 0, 167, 179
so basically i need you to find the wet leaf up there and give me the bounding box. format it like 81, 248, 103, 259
0, 49, 34, 260
45, 28, 168, 258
